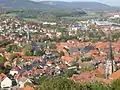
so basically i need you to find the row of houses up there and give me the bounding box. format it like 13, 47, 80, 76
1, 14, 120, 89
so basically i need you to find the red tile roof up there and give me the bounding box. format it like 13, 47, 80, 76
4, 52, 11, 59
0, 73, 7, 81
109, 70, 120, 80
13, 52, 24, 56
70, 71, 94, 83
23, 85, 34, 90
61, 56, 74, 62
95, 67, 104, 75
88, 50, 99, 55
70, 67, 105, 83
4, 61, 11, 67
95, 42, 108, 49
22, 56, 42, 61
0, 48, 5, 51
22, 56, 34, 59
94, 77, 111, 84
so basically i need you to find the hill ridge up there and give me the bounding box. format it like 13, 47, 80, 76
0, 0, 119, 11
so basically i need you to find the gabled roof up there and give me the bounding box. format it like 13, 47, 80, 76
84, 46, 95, 51
61, 56, 74, 62
4, 61, 11, 67
4, 52, 11, 59
0, 48, 5, 51
23, 85, 34, 90
11, 66, 21, 71
88, 50, 99, 55
70, 71, 93, 83
95, 42, 108, 49
94, 77, 111, 84
70, 67, 105, 83
13, 52, 24, 55
109, 70, 120, 80
0, 73, 7, 81
19, 77, 31, 83
68, 48, 79, 54
22, 56, 34, 59
95, 67, 104, 75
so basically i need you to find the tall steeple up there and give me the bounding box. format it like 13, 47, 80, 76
108, 41, 114, 73
105, 31, 116, 79
108, 31, 114, 72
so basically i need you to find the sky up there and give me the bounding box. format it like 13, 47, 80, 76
31, 0, 120, 6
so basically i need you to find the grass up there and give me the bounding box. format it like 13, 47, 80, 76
61, 13, 110, 21
1, 13, 17, 17
23, 18, 41, 23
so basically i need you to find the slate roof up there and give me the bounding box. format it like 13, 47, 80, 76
84, 46, 95, 52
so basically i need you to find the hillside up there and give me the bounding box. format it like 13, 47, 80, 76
41, 1, 117, 11
0, 0, 119, 11
0, 0, 57, 11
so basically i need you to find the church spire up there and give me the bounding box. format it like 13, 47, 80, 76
108, 40, 114, 73
105, 30, 115, 79
108, 31, 114, 61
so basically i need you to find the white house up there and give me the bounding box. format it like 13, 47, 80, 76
43, 22, 56, 25
10, 70, 18, 76
114, 15, 120, 18
18, 77, 32, 88
1, 77, 12, 88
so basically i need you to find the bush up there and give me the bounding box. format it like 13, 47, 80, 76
81, 82, 111, 90
112, 79, 120, 90
81, 57, 93, 62
64, 69, 79, 78
38, 76, 81, 90
36, 76, 112, 90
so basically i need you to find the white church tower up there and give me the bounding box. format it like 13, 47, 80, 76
105, 32, 116, 79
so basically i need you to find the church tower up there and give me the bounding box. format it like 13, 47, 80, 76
105, 31, 116, 79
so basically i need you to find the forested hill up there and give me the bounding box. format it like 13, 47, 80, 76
0, 0, 119, 11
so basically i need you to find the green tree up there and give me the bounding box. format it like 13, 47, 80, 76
112, 79, 120, 90
81, 57, 93, 62
35, 50, 44, 56
0, 56, 7, 64
22, 44, 32, 52
24, 50, 33, 56
59, 51, 64, 57
65, 69, 78, 78
6, 45, 19, 52
0, 69, 4, 73
4, 65, 12, 74
22, 44, 33, 56
10, 53, 21, 62
0, 56, 6, 73
81, 82, 111, 90
38, 76, 81, 90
